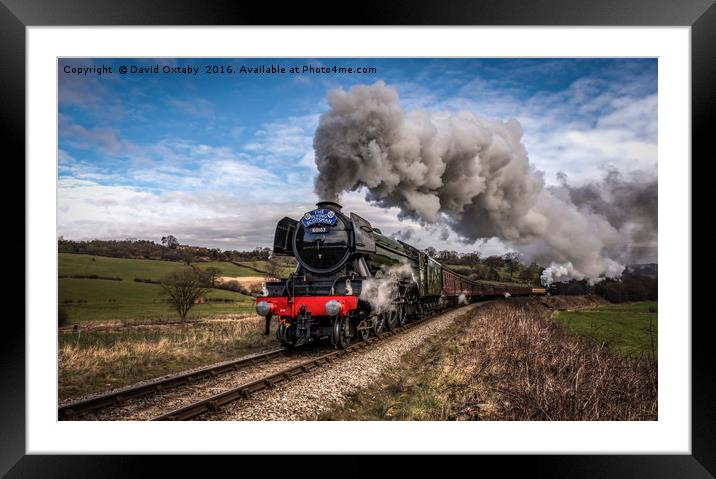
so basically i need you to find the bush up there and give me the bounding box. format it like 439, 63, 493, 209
220, 280, 249, 295
487, 268, 501, 281
59, 274, 122, 281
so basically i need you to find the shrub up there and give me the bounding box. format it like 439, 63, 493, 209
59, 274, 122, 281
220, 280, 249, 295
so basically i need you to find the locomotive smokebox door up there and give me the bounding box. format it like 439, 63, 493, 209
273, 217, 298, 256
350, 212, 376, 253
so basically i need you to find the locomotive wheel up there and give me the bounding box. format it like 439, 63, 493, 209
396, 305, 407, 326
384, 309, 398, 331
357, 322, 370, 341
277, 323, 298, 347
333, 316, 351, 349
371, 314, 386, 336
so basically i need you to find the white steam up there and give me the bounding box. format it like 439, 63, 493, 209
313, 81, 656, 284
359, 263, 415, 314
540, 258, 625, 285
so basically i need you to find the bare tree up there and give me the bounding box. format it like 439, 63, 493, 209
161, 235, 179, 249
160, 268, 207, 321
264, 258, 285, 281
205, 266, 223, 287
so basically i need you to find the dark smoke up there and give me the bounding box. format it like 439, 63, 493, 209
313, 81, 657, 283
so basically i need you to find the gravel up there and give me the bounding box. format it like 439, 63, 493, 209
203, 303, 481, 421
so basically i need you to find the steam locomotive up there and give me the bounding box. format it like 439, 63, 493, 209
255, 201, 546, 349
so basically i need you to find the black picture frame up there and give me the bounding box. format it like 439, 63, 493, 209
5, 0, 711, 476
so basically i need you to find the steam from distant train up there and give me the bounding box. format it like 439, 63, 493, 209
313, 81, 656, 284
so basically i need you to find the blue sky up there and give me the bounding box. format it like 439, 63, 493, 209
58, 58, 657, 253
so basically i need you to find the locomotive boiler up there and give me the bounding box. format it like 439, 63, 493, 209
256, 201, 545, 349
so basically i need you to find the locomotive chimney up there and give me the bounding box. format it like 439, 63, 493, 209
316, 200, 342, 212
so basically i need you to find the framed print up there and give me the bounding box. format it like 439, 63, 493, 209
6, 0, 713, 476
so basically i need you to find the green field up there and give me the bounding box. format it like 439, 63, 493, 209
58, 253, 257, 322
194, 261, 260, 277
59, 253, 269, 279
225, 260, 295, 277
59, 278, 254, 322
59, 253, 184, 281
555, 301, 658, 359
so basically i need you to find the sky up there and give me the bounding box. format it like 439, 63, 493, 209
58, 58, 657, 256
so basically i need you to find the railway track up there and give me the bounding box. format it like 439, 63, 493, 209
59, 303, 479, 421
153, 304, 474, 421
58, 346, 295, 420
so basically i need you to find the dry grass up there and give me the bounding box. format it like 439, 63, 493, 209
458, 300, 657, 420
324, 297, 657, 421
59, 316, 277, 401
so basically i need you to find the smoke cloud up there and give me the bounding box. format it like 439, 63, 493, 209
313, 81, 657, 284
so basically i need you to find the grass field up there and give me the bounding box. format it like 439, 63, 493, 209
58, 253, 257, 322
555, 301, 658, 359
59, 253, 183, 281
59, 316, 279, 400
59, 278, 255, 322
60, 253, 268, 279
194, 261, 260, 277
57, 253, 275, 399
323, 298, 657, 421
59, 279, 254, 323
229, 260, 295, 277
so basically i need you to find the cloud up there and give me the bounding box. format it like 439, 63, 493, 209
59, 114, 133, 155
437, 65, 658, 185
243, 114, 319, 164
313, 81, 655, 282
57, 59, 657, 264
57, 177, 312, 249
166, 97, 216, 118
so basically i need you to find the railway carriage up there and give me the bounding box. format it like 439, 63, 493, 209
256, 201, 545, 349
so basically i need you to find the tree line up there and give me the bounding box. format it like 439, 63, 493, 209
549, 275, 658, 303
58, 237, 272, 263
423, 248, 544, 285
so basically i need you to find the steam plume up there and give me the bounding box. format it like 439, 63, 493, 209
359, 263, 415, 314
313, 81, 657, 284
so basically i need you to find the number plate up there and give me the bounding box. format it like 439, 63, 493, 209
310, 227, 328, 233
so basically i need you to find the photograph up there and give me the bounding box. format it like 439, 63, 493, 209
56, 57, 659, 422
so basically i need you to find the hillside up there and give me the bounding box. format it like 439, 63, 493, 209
58, 253, 257, 322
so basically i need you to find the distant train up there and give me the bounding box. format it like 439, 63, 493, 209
256, 201, 546, 348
